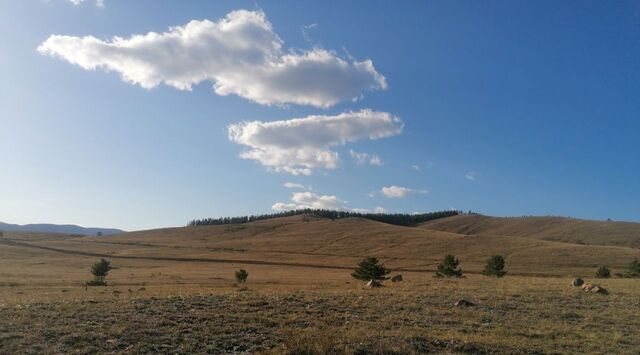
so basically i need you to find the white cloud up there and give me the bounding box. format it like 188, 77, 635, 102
272, 191, 344, 211
68, 0, 104, 8
272, 191, 377, 213
465, 171, 482, 181
380, 185, 427, 199
374, 206, 387, 214
350, 150, 382, 166
229, 109, 403, 175
284, 182, 305, 189
412, 162, 433, 171
301, 23, 318, 43
38, 10, 385, 108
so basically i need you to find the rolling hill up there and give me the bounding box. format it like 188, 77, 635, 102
418, 214, 640, 248
3, 215, 639, 277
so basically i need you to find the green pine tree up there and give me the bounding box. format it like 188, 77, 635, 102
482, 255, 507, 278
235, 269, 249, 283
351, 257, 390, 283
434, 254, 463, 278
87, 258, 112, 286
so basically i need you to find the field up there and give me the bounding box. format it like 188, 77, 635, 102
1, 215, 640, 354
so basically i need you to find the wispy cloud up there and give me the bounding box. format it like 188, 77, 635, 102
38, 10, 385, 108
350, 150, 383, 166
301, 23, 318, 43
465, 171, 482, 181
228, 109, 403, 175
284, 182, 306, 189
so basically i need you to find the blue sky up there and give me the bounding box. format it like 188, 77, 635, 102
1, 0, 639, 230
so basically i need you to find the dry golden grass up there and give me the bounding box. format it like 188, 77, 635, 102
1, 215, 640, 354
1, 276, 639, 354
420, 214, 640, 248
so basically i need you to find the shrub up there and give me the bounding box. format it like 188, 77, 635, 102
235, 269, 248, 283
434, 254, 463, 278
88, 258, 112, 286
482, 255, 507, 278
351, 257, 390, 283
595, 265, 611, 278
629, 258, 640, 276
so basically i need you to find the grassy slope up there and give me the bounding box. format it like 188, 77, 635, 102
3, 215, 639, 277
419, 214, 640, 248
2, 216, 640, 354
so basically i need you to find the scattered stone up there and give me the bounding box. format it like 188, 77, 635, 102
581, 284, 608, 295
391, 275, 403, 282
571, 278, 584, 287
112, 290, 122, 295
454, 299, 476, 307
138, 287, 146, 291
366, 280, 382, 288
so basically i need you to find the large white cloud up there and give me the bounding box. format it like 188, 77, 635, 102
37, 10, 386, 108
380, 185, 427, 198
228, 109, 403, 175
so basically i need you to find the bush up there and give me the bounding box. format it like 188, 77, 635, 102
235, 269, 248, 283
435, 254, 463, 278
596, 265, 611, 278
629, 258, 640, 276
88, 258, 112, 286
351, 257, 390, 283
482, 255, 507, 278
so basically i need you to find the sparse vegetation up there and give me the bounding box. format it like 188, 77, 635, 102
482, 255, 507, 277
87, 258, 112, 286
351, 257, 390, 284
235, 269, 248, 283
434, 254, 463, 278
596, 265, 611, 278
629, 258, 640, 276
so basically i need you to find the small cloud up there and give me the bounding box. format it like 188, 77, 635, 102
350, 150, 383, 167
284, 182, 306, 189
272, 191, 344, 211
465, 171, 482, 181
380, 185, 427, 199
68, 0, 104, 7
411, 165, 420, 171
374, 206, 387, 214
301, 23, 318, 43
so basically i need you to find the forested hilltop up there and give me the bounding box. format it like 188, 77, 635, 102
188, 209, 461, 227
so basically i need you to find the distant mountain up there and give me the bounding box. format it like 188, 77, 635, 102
0, 221, 123, 236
